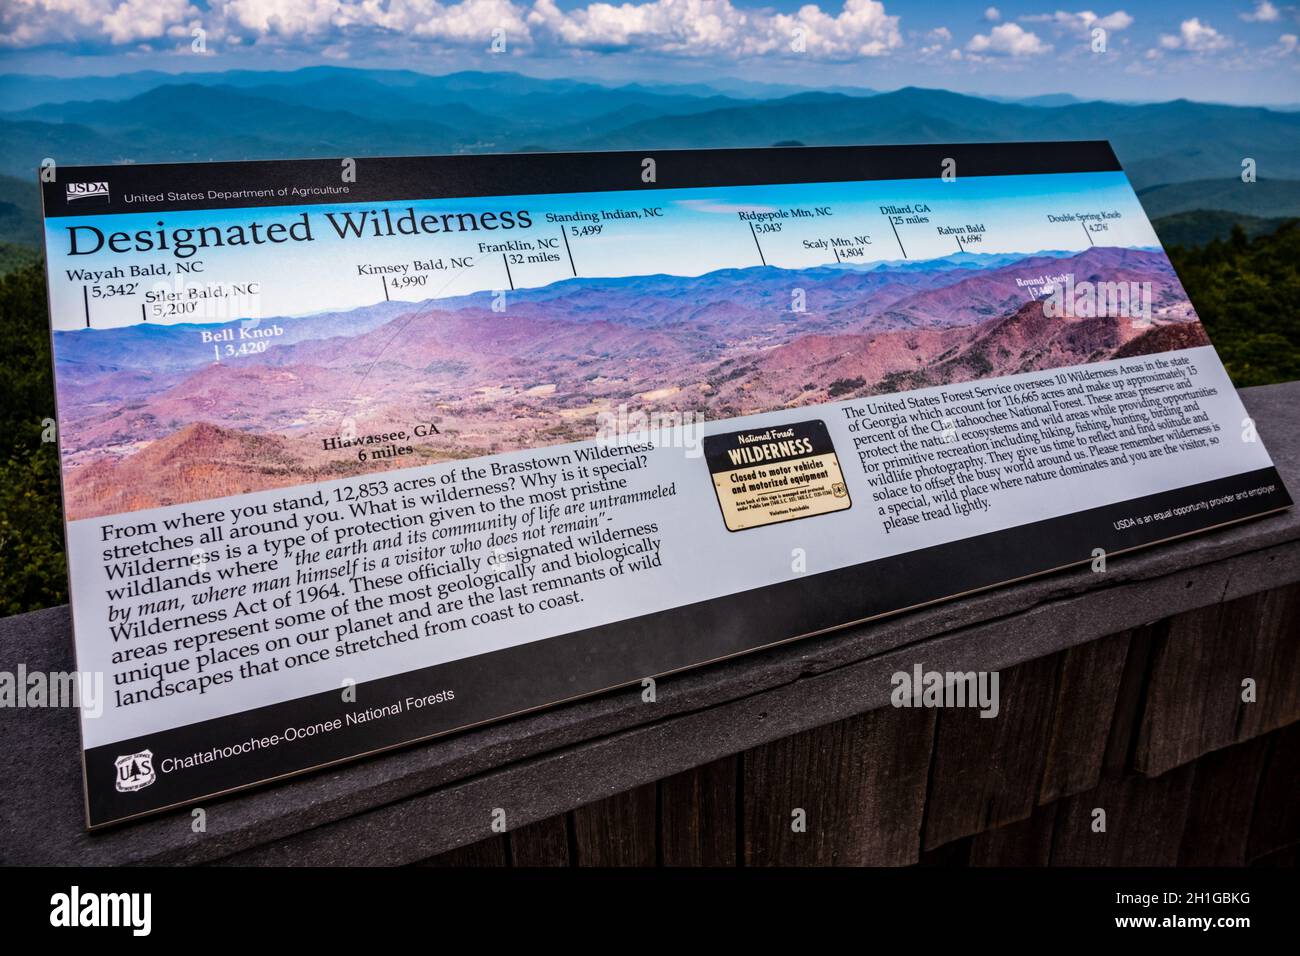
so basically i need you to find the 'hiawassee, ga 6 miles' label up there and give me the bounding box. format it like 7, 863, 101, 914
704, 419, 851, 531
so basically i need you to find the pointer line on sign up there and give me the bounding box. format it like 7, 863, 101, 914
888, 216, 908, 259
83, 285, 90, 328
382, 275, 390, 301
560, 228, 577, 277
749, 222, 767, 267
502, 253, 515, 290
1082, 220, 1094, 247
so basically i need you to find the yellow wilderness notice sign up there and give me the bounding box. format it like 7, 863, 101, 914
705, 420, 852, 531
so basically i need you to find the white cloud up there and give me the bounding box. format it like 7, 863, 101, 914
212, 0, 531, 43
0, 0, 201, 48
0, 0, 903, 58
918, 24, 952, 55
1158, 17, 1232, 52
523, 0, 902, 59
1276, 32, 1297, 53
966, 22, 1052, 56
103, 0, 198, 43
0, 0, 1190, 67
527, 0, 744, 53
0, 0, 529, 49
81, 0, 896, 60
218, 0, 344, 37
373, 0, 532, 43
1240, 2, 1281, 23
1021, 10, 1134, 34
757, 0, 903, 59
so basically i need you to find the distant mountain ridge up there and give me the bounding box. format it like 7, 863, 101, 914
52, 244, 1205, 519
5, 67, 1298, 263
47, 249, 1099, 368
3, 69, 1298, 193
3, 67, 1299, 261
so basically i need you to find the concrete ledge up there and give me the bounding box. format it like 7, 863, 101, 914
2, 381, 1297, 865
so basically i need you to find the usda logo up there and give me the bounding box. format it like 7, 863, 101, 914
66, 181, 110, 202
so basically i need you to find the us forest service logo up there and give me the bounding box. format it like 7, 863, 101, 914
114, 750, 156, 792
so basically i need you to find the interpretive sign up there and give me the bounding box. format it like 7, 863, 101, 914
39, 144, 1290, 827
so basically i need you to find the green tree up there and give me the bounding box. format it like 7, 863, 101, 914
0, 447, 65, 616
1167, 220, 1300, 386
0, 259, 67, 613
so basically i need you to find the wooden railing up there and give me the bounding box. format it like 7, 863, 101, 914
2, 381, 1297, 866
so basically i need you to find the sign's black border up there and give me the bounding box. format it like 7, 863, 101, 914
37, 142, 1287, 829
41, 141, 1122, 217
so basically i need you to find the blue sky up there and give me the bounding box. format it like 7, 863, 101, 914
2, 1, 1299, 104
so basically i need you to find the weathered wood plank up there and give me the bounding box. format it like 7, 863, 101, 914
658, 755, 738, 867
1137, 584, 1299, 776
922, 654, 1060, 849
744, 706, 935, 866
1247, 722, 1300, 863
1052, 764, 1196, 866
1101, 623, 1159, 775
1177, 736, 1271, 866
1039, 631, 1131, 805
1139, 600, 1243, 776
1236, 582, 1300, 741
509, 815, 571, 867
968, 802, 1059, 867
401, 617, 1295, 867
570, 784, 657, 867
